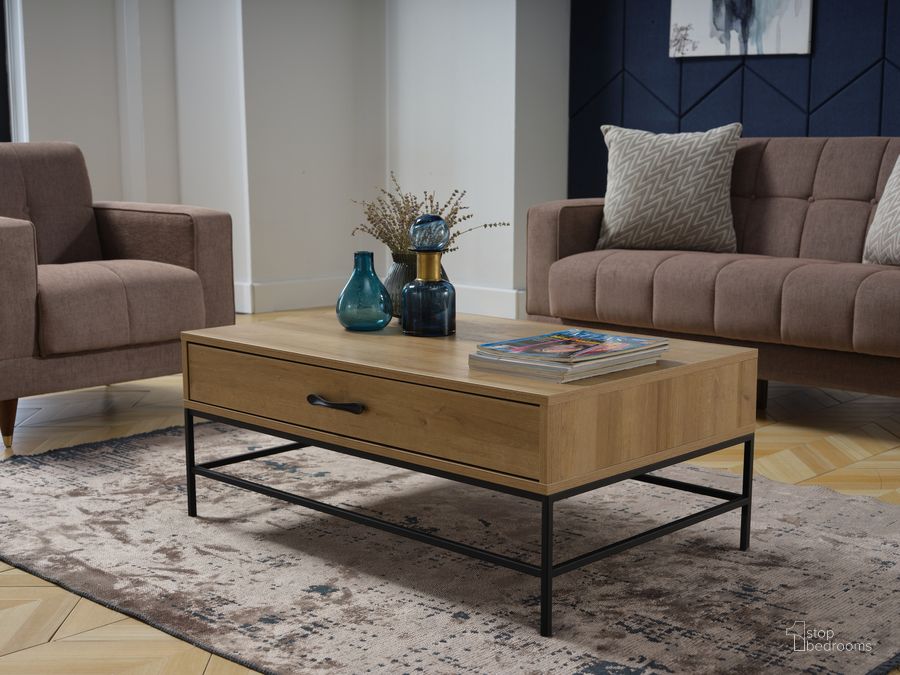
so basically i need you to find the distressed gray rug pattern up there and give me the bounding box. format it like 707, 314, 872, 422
0, 424, 897, 674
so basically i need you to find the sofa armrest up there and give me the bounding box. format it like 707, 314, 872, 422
0, 217, 38, 360
526, 198, 604, 317
94, 202, 235, 327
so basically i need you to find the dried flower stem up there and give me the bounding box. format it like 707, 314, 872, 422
353, 172, 509, 254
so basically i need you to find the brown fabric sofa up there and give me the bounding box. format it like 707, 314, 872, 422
0, 142, 234, 447
527, 137, 900, 401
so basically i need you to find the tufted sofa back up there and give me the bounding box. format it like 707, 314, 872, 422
0, 142, 101, 264
731, 137, 900, 262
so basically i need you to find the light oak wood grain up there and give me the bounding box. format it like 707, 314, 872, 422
0, 619, 212, 674
204, 655, 259, 675
188, 343, 542, 479
53, 598, 126, 641
186, 400, 545, 494
0, 570, 54, 587
184, 308, 758, 491
184, 310, 756, 405
0, 587, 79, 657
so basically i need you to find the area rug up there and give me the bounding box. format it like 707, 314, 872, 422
0, 425, 898, 675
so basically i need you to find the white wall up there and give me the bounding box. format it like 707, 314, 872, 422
386, 0, 569, 318
137, 0, 180, 203
19, 0, 180, 203
22, 0, 124, 200
173, 0, 253, 310
387, 0, 519, 316
514, 0, 570, 290
14, 0, 569, 318
241, 0, 387, 312
116, 0, 181, 203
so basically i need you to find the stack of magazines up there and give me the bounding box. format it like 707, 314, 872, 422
469, 329, 668, 383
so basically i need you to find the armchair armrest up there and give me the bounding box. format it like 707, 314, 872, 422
526, 198, 604, 317
0, 217, 37, 360
94, 202, 235, 327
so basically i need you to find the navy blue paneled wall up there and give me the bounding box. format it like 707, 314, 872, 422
569, 0, 900, 197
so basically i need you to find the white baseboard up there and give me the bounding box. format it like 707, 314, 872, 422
453, 284, 525, 319
234, 282, 254, 314
235, 278, 525, 319
235, 276, 347, 314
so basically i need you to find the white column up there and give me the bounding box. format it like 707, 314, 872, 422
174, 0, 253, 311
514, 0, 571, 292
386, 0, 569, 318
240, 0, 388, 313
4, 0, 29, 141
116, 0, 147, 202
20, 0, 124, 200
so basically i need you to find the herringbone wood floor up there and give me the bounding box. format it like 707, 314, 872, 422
1, 312, 899, 672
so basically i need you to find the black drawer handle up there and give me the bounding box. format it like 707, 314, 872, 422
306, 394, 366, 415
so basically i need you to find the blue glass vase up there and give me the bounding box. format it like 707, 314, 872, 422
401, 215, 456, 337
336, 251, 393, 331
401, 278, 455, 336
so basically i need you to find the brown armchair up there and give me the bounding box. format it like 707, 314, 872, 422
0, 142, 234, 448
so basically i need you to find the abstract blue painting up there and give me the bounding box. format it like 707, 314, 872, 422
670, 0, 813, 57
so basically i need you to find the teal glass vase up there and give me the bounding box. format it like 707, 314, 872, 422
336, 251, 393, 331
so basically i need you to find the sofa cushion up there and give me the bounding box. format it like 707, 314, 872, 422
548, 250, 900, 358
37, 260, 205, 356
863, 156, 900, 265
651, 252, 747, 335
779, 263, 883, 351
3, 143, 103, 264
731, 137, 900, 262
854, 268, 900, 357
597, 123, 741, 253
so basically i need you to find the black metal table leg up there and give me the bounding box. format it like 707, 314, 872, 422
740, 437, 754, 550
540, 496, 554, 637
185, 410, 197, 517
183, 409, 753, 637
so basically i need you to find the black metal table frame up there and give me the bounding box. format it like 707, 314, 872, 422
185, 409, 754, 637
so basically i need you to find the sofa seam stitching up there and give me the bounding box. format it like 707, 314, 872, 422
863, 140, 894, 247
594, 249, 631, 322
849, 267, 887, 353
650, 252, 691, 328
798, 140, 830, 257
90, 261, 133, 346
710, 257, 747, 335
778, 261, 819, 345
740, 139, 771, 253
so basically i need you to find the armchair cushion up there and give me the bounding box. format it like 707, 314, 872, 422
94, 202, 234, 327
0, 143, 102, 263
37, 260, 205, 356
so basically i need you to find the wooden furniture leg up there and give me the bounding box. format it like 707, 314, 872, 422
1, 399, 18, 448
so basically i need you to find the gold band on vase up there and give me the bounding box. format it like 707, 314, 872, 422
415, 251, 442, 282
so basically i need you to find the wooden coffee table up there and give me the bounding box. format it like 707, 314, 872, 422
181, 308, 757, 636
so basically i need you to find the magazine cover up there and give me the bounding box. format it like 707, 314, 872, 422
477, 329, 666, 363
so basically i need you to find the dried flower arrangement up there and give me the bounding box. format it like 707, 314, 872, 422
353, 172, 510, 254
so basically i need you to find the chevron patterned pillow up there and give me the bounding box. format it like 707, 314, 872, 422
863, 156, 900, 265
598, 123, 741, 252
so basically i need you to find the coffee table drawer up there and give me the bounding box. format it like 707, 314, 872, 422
187, 344, 541, 479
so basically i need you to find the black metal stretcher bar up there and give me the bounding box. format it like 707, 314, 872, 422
184, 409, 754, 637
